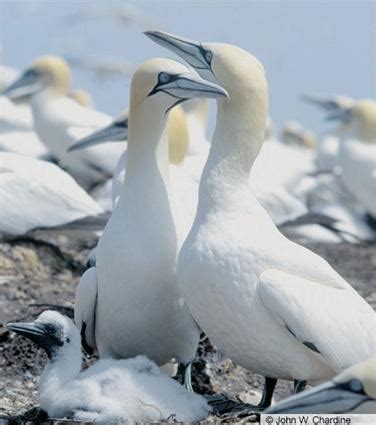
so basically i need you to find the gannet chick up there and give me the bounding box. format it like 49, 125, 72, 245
146, 30, 376, 410
267, 359, 376, 413
0, 152, 102, 235
334, 99, 376, 218
7, 311, 210, 423
74, 58, 228, 390
3, 55, 124, 188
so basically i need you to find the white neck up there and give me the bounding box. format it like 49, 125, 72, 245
199, 92, 267, 206
39, 349, 81, 407
124, 103, 170, 191
186, 109, 208, 156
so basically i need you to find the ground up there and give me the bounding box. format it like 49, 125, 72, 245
0, 229, 375, 423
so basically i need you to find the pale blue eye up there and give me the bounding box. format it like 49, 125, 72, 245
205, 51, 213, 63
159, 72, 170, 84
349, 379, 363, 393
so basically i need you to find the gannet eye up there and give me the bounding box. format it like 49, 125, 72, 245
158, 72, 171, 84
348, 379, 364, 393
65, 337, 71, 343
205, 50, 213, 64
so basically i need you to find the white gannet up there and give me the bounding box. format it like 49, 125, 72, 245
3, 55, 124, 187
267, 359, 376, 413
0, 152, 102, 235
74, 58, 228, 390
146, 30, 376, 409
335, 99, 376, 218
302, 94, 354, 172
7, 311, 210, 422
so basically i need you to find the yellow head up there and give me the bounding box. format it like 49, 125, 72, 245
335, 358, 376, 399
3, 55, 71, 99
350, 100, 376, 143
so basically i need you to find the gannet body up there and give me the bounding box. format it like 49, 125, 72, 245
337, 100, 376, 217
0, 152, 102, 235
74, 58, 227, 388
267, 359, 376, 413
3, 56, 124, 187
147, 31, 376, 406
7, 311, 210, 423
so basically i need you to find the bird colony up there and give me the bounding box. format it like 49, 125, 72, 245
0, 28, 375, 423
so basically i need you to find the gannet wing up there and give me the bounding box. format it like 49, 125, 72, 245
258, 269, 376, 371
74, 267, 98, 355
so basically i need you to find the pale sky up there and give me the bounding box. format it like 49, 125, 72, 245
1, 1, 375, 135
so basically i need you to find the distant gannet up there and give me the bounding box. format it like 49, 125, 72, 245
267, 359, 376, 413
146, 30, 376, 410
74, 58, 228, 390
69, 88, 93, 108
302, 94, 354, 172
3, 55, 124, 187
7, 311, 210, 422
0, 152, 102, 235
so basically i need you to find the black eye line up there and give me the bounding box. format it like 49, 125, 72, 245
147, 73, 183, 98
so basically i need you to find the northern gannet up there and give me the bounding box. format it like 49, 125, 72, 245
336, 99, 376, 218
7, 311, 210, 422
302, 94, 354, 172
0, 152, 102, 235
74, 58, 228, 390
3, 55, 124, 187
267, 359, 376, 413
146, 30, 376, 409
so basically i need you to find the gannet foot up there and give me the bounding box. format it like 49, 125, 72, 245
205, 394, 264, 417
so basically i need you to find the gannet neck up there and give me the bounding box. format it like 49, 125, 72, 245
200, 81, 268, 203
124, 101, 170, 189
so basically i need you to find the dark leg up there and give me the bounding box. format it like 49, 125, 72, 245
177, 362, 193, 392
293, 379, 307, 393
207, 376, 277, 416
258, 377, 278, 409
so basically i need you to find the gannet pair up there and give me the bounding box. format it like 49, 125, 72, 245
7, 311, 210, 422
3, 56, 124, 188
74, 58, 228, 390
267, 359, 376, 413
0, 152, 102, 235
146, 30, 376, 409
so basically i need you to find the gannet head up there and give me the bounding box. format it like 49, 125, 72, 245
348, 100, 376, 143
144, 30, 266, 97
2, 55, 71, 100
69, 89, 93, 107
145, 31, 268, 146
281, 121, 316, 149
7, 310, 81, 361
129, 57, 228, 116
266, 359, 376, 413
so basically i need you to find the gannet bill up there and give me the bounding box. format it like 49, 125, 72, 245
74, 58, 228, 391
2, 55, 124, 187
333, 99, 376, 218
266, 359, 376, 413
0, 152, 102, 235
7, 311, 210, 422
146, 30, 376, 410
